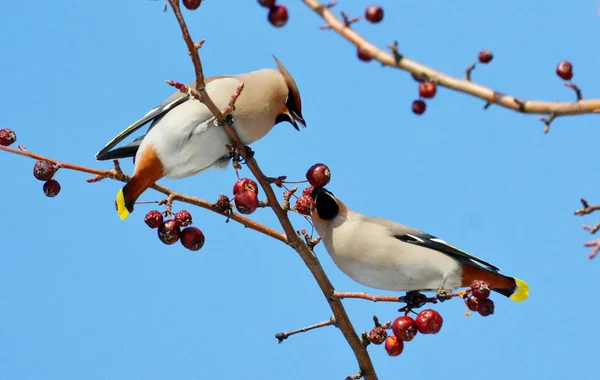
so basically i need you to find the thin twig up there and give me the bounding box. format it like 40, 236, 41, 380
575, 198, 600, 216
584, 239, 600, 259
275, 316, 336, 343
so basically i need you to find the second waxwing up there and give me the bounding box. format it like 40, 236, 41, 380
95, 56, 306, 220
309, 187, 529, 302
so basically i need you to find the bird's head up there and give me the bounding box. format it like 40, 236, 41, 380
273, 56, 306, 131
310, 187, 341, 221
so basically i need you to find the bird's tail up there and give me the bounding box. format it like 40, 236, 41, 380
115, 176, 150, 220
491, 277, 529, 302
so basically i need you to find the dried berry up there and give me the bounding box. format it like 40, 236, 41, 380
268, 5, 288, 27
412, 99, 426, 115
33, 160, 57, 181
367, 326, 387, 345
43, 179, 61, 197
182, 0, 202, 10
556, 60, 573, 81
357, 48, 372, 62
233, 178, 259, 195
174, 210, 193, 227
158, 220, 181, 245
419, 82, 437, 99
294, 195, 313, 216
415, 309, 443, 334
306, 163, 331, 188
234, 190, 259, 214
258, 0, 276, 7
144, 210, 164, 229
478, 49, 494, 64
302, 186, 314, 197
384, 336, 404, 357
466, 295, 479, 312
470, 280, 491, 300
477, 298, 495, 317
0, 128, 17, 146
391, 316, 418, 342
365, 5, 384, 23
180, 227, 205, 251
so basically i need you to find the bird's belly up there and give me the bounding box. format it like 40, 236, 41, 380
159, 127, 231, 179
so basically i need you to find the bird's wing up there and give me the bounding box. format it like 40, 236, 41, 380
364, 216, 501, 272
95, 94, 189, 161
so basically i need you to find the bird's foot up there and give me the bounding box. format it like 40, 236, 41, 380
436, 288, 452, 302
398, 291, 428, 313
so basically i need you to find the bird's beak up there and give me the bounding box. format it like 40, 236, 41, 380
290, 109, 306, 130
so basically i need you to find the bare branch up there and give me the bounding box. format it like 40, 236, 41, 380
275, 316, 336, 343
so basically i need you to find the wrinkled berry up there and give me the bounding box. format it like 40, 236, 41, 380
158, 220, 181, 245
302, 186, 314, 197
365, 5, 384, 23
180, 226, 205, 251
144, 210, 164, 229
477, 298, 495, 317
466, 295, 479, 312
470, 280, 491, 300
233, 178, 259, 195
415, 309, 443, 334
384, 336, 404, 357
306, 163, 331, 188
174, 210, 193, 227
0, 128, 17, 146
478, 49, 494, 64
412, 99, 426, 115
294, 195, 313, 216
556, 61, 573, 81
268, 5, 288, 27
33, 160, 57, 181
419, 82, 437, 99
367, 326, 387, 345
43, 179, 61, 197
183, 0, 202, 10
391, 315, 418, 342
235, 190, 259, 214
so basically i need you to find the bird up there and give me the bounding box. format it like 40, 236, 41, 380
309, 187, 529, 302
95, 56, 306, 220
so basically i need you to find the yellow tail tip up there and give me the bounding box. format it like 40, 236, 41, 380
116, 188, 130, 220
509, 278, 530, 302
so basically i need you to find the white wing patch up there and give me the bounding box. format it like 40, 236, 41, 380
406, 234, 425, 243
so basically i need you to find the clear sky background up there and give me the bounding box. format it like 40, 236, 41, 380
1, 1, 600, 379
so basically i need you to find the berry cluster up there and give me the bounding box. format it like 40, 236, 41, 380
258, 0, 289, 28
368, 309, 444, 357
465, 280, 495, 317
233, 178, 260, 214
34, 160, 61, 198
145, 209, 205, 251
294, 186, 314, 216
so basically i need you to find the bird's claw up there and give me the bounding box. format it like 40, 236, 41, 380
436, 289, 452, 302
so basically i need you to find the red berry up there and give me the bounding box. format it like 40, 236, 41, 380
419, 82, 437, 99
367, 326, 388, 345
174, 210, 193, 227
478, 49, 494, 64
477, 298, 495, 317
258, 0, 276, 7
556, 60, 573, 81
33, 160, 57, 181
391, 316, 418, 342
234, 190, 259, 214
233, 178, 259, 196
365, 5, 384, 23
294, 195, 314, 216
470, 280, 491, 300
412, 99, 426, 115
43, 179, 61, 197
180, 226, 205, 251
268, 5, 288, 27
182, 0, 202, 10
306, 163, 331, 188
302, 186, 314, 197
384, 336, 404, 357
415, 309, 443, 334
158, 220, 181, 245
144, 210, 164, 229
0, 128, 17, 146
466, 295, 479, 312
357, 48, 372, 62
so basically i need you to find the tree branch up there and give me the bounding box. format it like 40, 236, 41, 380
303, 0, 600, 118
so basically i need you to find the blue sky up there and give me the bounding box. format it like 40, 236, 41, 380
1, 1, 600, 379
